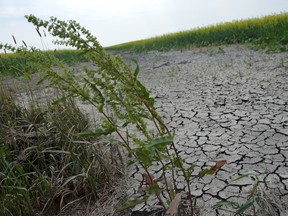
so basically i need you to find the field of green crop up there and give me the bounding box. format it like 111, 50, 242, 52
107, 13, 288, 52
1, 13, 288, 77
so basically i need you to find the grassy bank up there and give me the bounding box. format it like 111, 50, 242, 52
107, 13, 288, 52
0, 49, 89, 77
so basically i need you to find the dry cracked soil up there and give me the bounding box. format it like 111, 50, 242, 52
3, 44, 288, 216
117, 45, 288, 216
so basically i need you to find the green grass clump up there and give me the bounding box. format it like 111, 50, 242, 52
0, 86, 123, 215
107, 13, 288, 52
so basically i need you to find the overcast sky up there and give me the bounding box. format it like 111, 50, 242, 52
1, 0, 287, 50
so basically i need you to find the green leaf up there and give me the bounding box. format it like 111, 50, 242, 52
121, 121, 130, 128
253, 198, 260, 209
188, 164, 196, 172
132, 59, 140, 79
146, 135, 173, 151
116, 195, 149, 212
136, 79, 155, 107
136, 80, 149, 98
231, 173, 254, 182
82, 77, 105, 111
1, 186, 28, 191
212, 200, 239, 209
173, 157, 182, 169
184, 164, 196, 178
148, 184, 162, 194
197, 160, 227, 178
184, 170, 191, 178
235, 198, 255, 215
148, 97, 155, 107
28, 161, 51, 193
197, 168, 215, 178
132, 147, 154, 167
76, 128, 115, 137
137, 110, 151, 119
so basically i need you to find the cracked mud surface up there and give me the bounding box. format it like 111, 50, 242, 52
4, 45, 287, 215
119, 45, 288, 215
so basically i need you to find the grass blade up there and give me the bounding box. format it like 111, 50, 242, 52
235, 198, 255, 215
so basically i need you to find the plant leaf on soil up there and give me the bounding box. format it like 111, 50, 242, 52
197, 160, 227, 178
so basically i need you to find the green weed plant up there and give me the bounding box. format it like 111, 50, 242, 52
23, 14, 196, 213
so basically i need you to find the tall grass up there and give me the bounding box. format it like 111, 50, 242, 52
107, 13, 288, 52
0, 85, 123, 215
